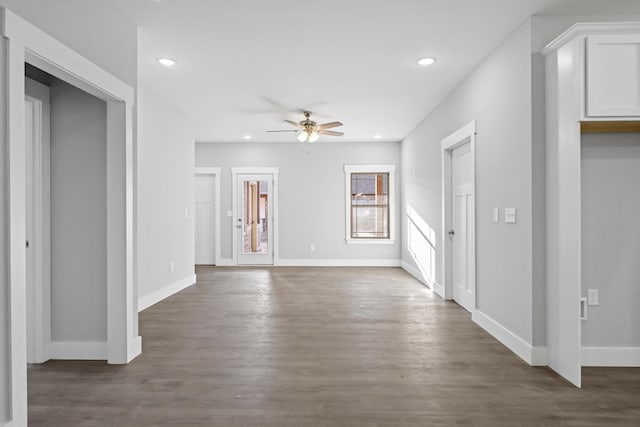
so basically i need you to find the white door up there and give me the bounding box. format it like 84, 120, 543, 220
194, 175, 216, 265
236, 174, 274, 265
451, 143, 475, 312
25, 77, 52, 364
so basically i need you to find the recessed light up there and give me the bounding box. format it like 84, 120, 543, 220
373, 135, 382, 139
157, 58, 177, 67
243, 135, 252, 140
417, 57, 436, 67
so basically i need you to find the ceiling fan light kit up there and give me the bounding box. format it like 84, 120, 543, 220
268, 110, 344, 143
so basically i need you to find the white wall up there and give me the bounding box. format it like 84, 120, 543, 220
581, 133, 640, 347
0, 30, 9, 427
50, 79, 108, 343
401, 21, 534, 342
136, 84, 195, 301
195, 141, 401, 263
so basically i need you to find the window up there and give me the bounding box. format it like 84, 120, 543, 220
344, 165, 395, 244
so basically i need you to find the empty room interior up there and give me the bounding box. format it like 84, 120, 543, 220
2, 0, 640, 425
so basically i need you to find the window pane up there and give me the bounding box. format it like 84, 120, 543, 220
351, 206, 389, 238
350, 172, 390, 239
242, 179, 269, 254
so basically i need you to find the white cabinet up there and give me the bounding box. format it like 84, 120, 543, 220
586, 34, 640, 117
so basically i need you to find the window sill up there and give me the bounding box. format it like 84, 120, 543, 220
345, 239, 396, 245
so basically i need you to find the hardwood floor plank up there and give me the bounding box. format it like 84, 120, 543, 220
27, 266, 640, 426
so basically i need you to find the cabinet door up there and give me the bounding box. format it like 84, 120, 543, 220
586, 34, 640, 117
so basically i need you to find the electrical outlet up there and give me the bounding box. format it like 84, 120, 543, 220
170, 262, 174, 273
310, 244, 316, 252
493, 208, 499, 223
587, 289, 599, 306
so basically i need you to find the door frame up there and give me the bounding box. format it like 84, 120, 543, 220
441, 120, 476, 310
2, 8, 141, 424
25, 87, 51, 364
194, 167, 221, 266
231, 167, 279, 265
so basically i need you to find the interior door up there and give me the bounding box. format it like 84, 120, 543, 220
25, 77, 51, 364
451, 143, 474, 312
237, 174, 274, 265
194, 174, 216, 265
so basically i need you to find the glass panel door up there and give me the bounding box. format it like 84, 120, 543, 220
237, 174, 273, 265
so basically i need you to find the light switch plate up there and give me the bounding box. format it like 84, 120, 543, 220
505, 208, 516, 224
587, 289, 599, 306
493, 208, 499, 223
227, 210, 233, 217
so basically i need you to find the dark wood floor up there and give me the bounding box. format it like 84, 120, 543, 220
28, 267, 640, 426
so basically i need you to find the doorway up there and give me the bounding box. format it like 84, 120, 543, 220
194, 168, 220, 265
232, 168, 279, 265
441, 121, 476, 313
3, 9, 140, 424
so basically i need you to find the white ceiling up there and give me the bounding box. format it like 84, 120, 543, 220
113, 0, 640, 143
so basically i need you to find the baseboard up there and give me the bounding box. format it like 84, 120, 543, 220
400, 261, 431, 288
433, 282, 444, 298
216, 258, 235, 266
50, 341, 107, 360
138, 274, 196, 312
582, 347, 640, 367
127, 336, 142, 362
277, 258, 402, 267
531, 345, 549, 366
472, 310, 547, 366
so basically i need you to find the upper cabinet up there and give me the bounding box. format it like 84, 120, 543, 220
586, 34, 640, 117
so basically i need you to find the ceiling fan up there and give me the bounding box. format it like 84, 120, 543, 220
267, 111, 344, 143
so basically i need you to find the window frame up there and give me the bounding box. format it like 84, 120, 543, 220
344, 164, 396, 245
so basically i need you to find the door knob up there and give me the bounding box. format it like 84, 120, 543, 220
448, 230, 455, 236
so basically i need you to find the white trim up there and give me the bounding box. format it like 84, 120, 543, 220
277, 258, 401, 267
344, 164, 396, 244
472, 310, 547, 366
195, 167, 221, 266
531, 346, 549, 366
541, 22, 640, 57
216, 258, 235, 267
138, 274, 197, 312
231, 167, 279, 266
3, 12, 133, 104
441, 121, 477, 151
346, 239, 396, 245
433, 282, 444, 298
582, 347, 640, 367
441, 121, 476, 309
2, 7, 139, 423
401, 261, 430, 287
49, 341, 107, 360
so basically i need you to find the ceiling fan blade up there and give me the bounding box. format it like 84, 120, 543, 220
317, 121, 343, 130
266, 130, 298, 133
284, 120, 303, 129
318, 130, 344, 137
